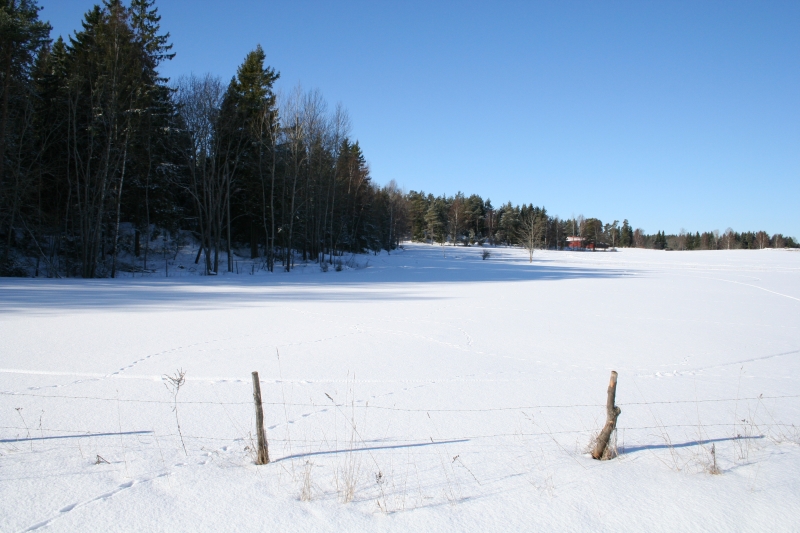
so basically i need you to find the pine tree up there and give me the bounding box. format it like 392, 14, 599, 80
224, 45, 279, 263
121, 0, 177, 274
66, 2, 141, 277
497, 201, 518, 244
653, 231, 667, 250
0, 0, 51, 263
620, 219, 633, 247
407, 190, 429, 241
424, 196, 446, 245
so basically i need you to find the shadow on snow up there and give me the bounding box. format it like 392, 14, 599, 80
0, 430, 153, 443
0, 245, 631, 313
621, 434, 764, 454
272, 438, 470, 463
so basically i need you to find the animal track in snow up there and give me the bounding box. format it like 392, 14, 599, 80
21, 472, 168, 532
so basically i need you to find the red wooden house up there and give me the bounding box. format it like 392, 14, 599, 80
566, 236, 595, 250
567, 237, 594, 250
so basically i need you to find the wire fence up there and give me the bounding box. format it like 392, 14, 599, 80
3, 377, 798, 516
3, 389, 798, 407
2, 388, 798, 452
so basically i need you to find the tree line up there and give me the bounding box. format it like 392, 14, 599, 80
1, 1, 796, 278
406, 191, 797, 255
0, 0, 405, 277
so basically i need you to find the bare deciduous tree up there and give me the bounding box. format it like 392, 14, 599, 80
723, 228, 735, 250
518, 210, 542, 263
633, 228, 645, 248
677, 228, 687, 251
755, 231, 769, 249
174, 74, 226, 274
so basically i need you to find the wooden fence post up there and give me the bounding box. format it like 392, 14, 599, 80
251, 371, 270, 465
591, 370, 621, 460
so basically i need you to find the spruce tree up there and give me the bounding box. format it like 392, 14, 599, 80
225, 45, 279, 261
0, 0, 51, 263
620, 219, 633, 247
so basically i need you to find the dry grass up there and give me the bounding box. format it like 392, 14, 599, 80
243, 431, 258, 464
14, 407, 32, 451
602, 430, 619, 460
706, 443, 722, 475
583, 429, 599, 455
329, 391, 363, 504
162, 369, 187, 455
335, 436, 361, 503
300, 460, 314, 501
585, 428, 618, 460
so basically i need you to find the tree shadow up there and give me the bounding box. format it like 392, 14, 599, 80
0, 430, 153, 443
621, 434, 763, 454
0, 246, 632, 313
272, 438, 469, 463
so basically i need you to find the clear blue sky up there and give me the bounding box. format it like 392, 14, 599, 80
41, 1, 800, 237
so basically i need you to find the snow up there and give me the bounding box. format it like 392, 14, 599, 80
1, 244, 799, 532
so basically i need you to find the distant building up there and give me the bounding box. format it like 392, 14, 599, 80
566, 236, 594, 250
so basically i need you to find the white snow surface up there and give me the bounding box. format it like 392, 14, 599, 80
1, 244, 799, 532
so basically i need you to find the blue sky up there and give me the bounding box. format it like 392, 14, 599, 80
41, 1, 799, 236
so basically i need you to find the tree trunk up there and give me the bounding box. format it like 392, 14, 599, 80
0, 44, 12, 192
250, 219, 258, 259
143, 139, 152, 270
591, 371, 621, 460
251, 371, 270, 465
286, 166, 298, 272
269, 141, 276, 272
226, 174, 232, 273
110, 130, 129, 278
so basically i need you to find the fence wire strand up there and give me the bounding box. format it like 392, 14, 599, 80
1, 390, 797, 410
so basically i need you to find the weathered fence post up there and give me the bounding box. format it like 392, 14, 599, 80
591, 370, 621, 460
251, 371, 270, 465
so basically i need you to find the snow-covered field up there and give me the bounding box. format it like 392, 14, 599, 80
1, 244, 799, 532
